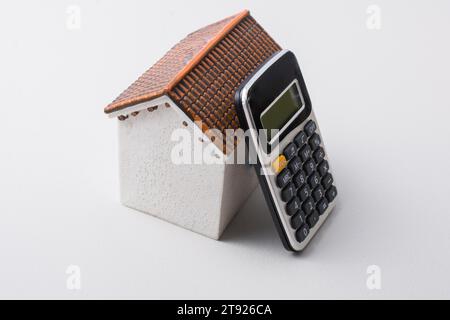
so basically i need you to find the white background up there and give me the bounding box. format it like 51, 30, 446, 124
1, 0, 450, 299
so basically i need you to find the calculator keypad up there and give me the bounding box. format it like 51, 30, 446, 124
273, 120, 337, 244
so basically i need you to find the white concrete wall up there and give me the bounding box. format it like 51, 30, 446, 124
118, 102, 257, 239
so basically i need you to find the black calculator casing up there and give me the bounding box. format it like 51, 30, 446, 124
234, 50, 337, 252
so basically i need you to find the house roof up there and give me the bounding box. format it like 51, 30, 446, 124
104, 10, 250, 114
104, 10, 281, 153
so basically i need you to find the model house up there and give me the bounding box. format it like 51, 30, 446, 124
104, 10, 281, 239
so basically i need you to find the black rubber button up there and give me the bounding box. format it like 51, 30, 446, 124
281, 183, 296, 202
302, 197, 315, 216
313, 147, 326, 164
291, 211, 306, 229
326, 186, 337, 202
293, 170, 307, 188
288, 156, 302, 174
304, 120, 317, 136
299, 144, 312, 162
303, 159, 315, 176
283, 143, 297, 161
317, 198, 329, 215
286, 197, 301, 216
276, 168, 292, 188
296, 224, 310, 243
307, 211, 320, 228
317, 160, 329, 176
308, 172, 321, 189
313, 185, 325, 202
309, 133, 321, 150
298, 184, 311, 201
322, 173, 334, 190
294, 131, 308, 147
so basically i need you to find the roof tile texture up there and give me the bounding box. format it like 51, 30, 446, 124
105, 11, 281, 153
105, 12, 247, 114
170, 15, 281, 147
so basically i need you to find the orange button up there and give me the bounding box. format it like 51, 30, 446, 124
272, 155, 287, 174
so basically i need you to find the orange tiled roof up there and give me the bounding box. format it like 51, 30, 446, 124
105, 10, 251, 114
104, 10, 281, 153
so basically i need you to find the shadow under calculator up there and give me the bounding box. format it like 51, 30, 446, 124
221, 184, 338, 255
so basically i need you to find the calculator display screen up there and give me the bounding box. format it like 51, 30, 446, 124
260, 81, 304, 142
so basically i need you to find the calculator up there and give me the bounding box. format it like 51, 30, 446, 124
235, 50, 338, 252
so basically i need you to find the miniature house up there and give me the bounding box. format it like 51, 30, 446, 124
104, 10, 281, 239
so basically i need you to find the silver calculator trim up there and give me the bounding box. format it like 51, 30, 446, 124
239, 49, 337, 252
